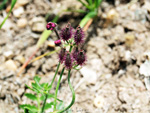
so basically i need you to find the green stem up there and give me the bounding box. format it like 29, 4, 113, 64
37, 94, 41, 113
41, 94, 48, 113
54, 67, 65, 111
57, 69, 75, 113
50, 62, 61, 88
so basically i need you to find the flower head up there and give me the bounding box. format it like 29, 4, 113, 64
72, 47, 79, 60
64, 52, 73, 69
60, 23, 73, 41
59, 48, 66, 63
46, 22, 56, 30
76, 51, 86, 66
74, 26, 84, 45
55, 40, 62, 46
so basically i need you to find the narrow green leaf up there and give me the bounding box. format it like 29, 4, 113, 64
0, 0, 17, 29
31, 83, 41, 93
79, 11, 97, 28
25, 93, 37, 101
34, 76, 43, 90
44, 102, 54, 110
77, 0, 91, 10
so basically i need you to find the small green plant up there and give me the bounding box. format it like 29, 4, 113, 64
20, 22, 87, 113
18, 0, 102, 75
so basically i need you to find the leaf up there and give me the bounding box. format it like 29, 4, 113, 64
25, 93, 37, 101
44, 102, 54, 110
79, 11, 97, 28
20, 104, 38, 112
0, 0, 17, 29
34, 76, 43, 89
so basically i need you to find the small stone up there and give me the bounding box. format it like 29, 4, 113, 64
125, 34, 135, 46
47, 40, 55, 48
17, 88, 24, 96
15, 55, 25, 64
107, 9, 119, 20
5, 60, 17, 71
13, 7, 24, 18
139, 60, 150, 77
3, 51, 13, 59
80, 66, 98, 84
93, 96, 105, 108
17, 18, 27, 28
17, 0, 30, 6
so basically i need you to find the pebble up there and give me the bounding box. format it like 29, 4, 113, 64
17, 18, 27, 28
30, 17, 46, 32
15, 55, 25, 64
80, 66, 98, 84
125, 34, 135, 46
93, 96, 105, 108
17, 0, 30, 6
139, 60, 150, 77
13, 7, 24, 18
3, 51, 14, 59
5, 60, 17, 71
107, 9, 119, 20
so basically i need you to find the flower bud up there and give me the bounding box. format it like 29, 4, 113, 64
60, 23, 73, 41
74, 26, 84, 45
46, 22, 56, 30
59, 48, 66, 63
76, 51, 86, 65
54, 40, 62, 46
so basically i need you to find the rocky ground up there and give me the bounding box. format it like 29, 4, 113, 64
0, 0, 150, 113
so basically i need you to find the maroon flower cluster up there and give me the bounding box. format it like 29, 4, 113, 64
46, 22, 86, 69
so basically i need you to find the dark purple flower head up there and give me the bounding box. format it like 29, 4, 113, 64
46, 22, 56, 30
64, 52, 73, 69
76, 50, 86, 66
60, 23, 73, 41
59, 48, 66, 63
74, 25, 84, 45
55, 40, 62, 46
72, 47, 79, 60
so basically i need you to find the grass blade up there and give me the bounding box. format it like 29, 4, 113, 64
0, 0, 17, 29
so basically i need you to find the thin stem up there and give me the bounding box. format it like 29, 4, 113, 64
69, 45, 73, 52
41, 94, 48, 113
54, 67, 65, 111
50, 62, 61, 87
54, 28, 61, 39
57, 69, 75, 113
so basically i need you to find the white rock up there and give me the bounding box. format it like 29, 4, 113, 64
125, 50, 131, 61
93, 96, 105, 108
13, 7, 24, 18
3, 51, 13, 58
17, 0, 29, 6
139, 60, 150, 77
17, 18, 27, 28
5, 60, 17, 71
80, 66, 98, 84
32, 23, 45, 32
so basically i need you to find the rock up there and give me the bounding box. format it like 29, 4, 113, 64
107, 9, 119, 20
47, 40, 55, 48
80, 66, 98, 84
17, 18, 27, 28
32, 22, 45, 32
5, 60, 17, 71
3, 51, 14, 59
139, 60, 150, 77
125, 34, 135, 46
17, 88, 24, 96
30, 17, 46, 32
122, 21, 147, 32
13, 7, 24, 18
144, 77, 150, 91
93, 96, 105, 108
17, 0, 30, 6
15, 55, 25, 64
